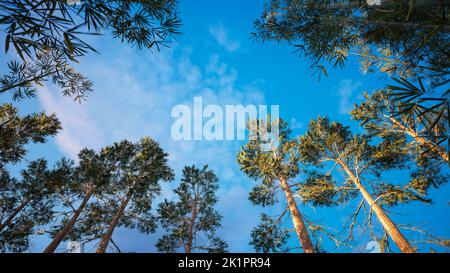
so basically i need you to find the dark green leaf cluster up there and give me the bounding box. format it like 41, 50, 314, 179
372, 182, 432, 207
0, 103, 61, 167
253, 0, 449, 81
0, 0, 181, 101
352, 89, 449, 196
298, 116, 434, 208
297, 171, 357, 207
156, 165, 227, 253
82, 138, 174, 237
0, 158, 73, 252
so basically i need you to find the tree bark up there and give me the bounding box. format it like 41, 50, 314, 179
0, 197, 31, 232
279, 178, 315, 253
43, 187, 94, 253
184, 197, 198, 253
96, 189, 133, 253
385, 115, 449, 163
337, 159, 416, 253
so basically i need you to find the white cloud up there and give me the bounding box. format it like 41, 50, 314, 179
336, 79, 362, 115
209, 23, 241, 52
38, 41, 264, 251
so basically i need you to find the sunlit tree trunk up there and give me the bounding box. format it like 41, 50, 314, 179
385, 115, 448, 163
96, 189, 133, 253
279, 177, 315, 253
0, 198, 31, 232
43, 187, 94, 253
337, 159, 415, 253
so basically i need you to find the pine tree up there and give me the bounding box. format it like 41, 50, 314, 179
44, 148, 112, 253
250, 213, 290, 253
297, 116, 430, 253
59, 200, 114, 252
352, 89, 448, 163
0, 158, 72, 252
95, 137, 174, 253
253, 0, 449, 81
0, 103, 65, 252
237, 118, 315, 253
156, 165, 228, 253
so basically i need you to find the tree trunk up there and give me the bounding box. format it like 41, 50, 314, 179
385, 115, 449, 163
279, 178, 315, 253
337, 160, 416, 253
413, 134, 449, 163
0, 197, 31, 232
184, 199, 198, 253
96, 189, 133, 253
43, 187, 94, 253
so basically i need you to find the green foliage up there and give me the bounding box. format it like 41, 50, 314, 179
0, 0, 181, 101
0, 56, 93, 101
238, 117, 334, 252
253, 0, 449, 81
0, 216, 34, 252
298, 117, 354, 165
0, 104, 66, 252
103, 137, 174, 201
298, 116, 430, 208
372, 183, 432, 207
157, 165, 227, 253
92, 138, 174, 243
387, 77, 449, 157
248, 183, 278, 206
0, 103, 61, 167
352, 90, 449, 196
254, 1, 450, 170
237, 118, 300, 192
297, 171, 356, 207
408, 145, 449, 196
0, 158, 73, 252
47, 137, 174, 251
250, 213, 290, 253
46, 148, 113, 245
63, 201, 113, 245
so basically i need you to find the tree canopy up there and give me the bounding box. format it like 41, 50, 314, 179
157, 165, 228, 253
0, 0, 181, 101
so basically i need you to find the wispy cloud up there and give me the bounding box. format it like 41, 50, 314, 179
38, 42, 264, 252
209, 23, 240, 52
336, 79, 362, 115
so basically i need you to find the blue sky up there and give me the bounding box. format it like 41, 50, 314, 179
1, 0, 449, 253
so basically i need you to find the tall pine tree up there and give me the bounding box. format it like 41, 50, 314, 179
157, 165, 228, 253
297, 116, 431, 253
237, 118, 315, 253
44, 148, 113, 253
95, 138, 174, 253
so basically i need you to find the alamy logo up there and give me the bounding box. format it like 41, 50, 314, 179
365, 240, 381, 253
171, 97, 280, 143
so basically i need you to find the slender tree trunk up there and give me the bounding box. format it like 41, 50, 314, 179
43, 187, 94, 253
279, 178, 315, 253
385, 115, 449, 163
337, 159, 416, 253
0, 198, 31, 232
184, 199, 198, 253
96, 189, 133, 253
